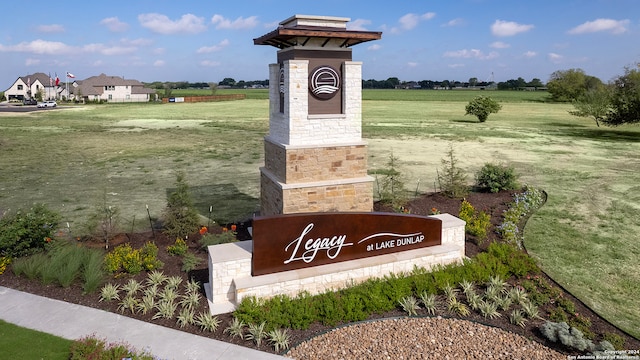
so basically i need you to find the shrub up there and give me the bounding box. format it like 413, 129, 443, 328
458, 200, 491, 243
167, 238, 188, 256
0, 256, 10, 275
602, 332, 625, 350
0, 204, 61, 258
104, 242, 163, 275
199, 231, 237, 248
69, 335, 154, 360
539, 321, 594, 352
465, 95, 502, 122
181, 252, 202, 273
162, 171, 200, 239
475, 163, 519, 193
437, 145, 468, 198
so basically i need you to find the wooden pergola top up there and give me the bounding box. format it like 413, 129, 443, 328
254, 25, 382, 49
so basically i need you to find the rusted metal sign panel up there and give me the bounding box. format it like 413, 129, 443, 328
252, 212, 442, 276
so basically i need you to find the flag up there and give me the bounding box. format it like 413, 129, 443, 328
55, 74, 60, 86
66, 72, 75, 78
49, 73, 53, 86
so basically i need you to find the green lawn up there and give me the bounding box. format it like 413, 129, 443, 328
0, 89, 638, 338
0, 320, 71, 359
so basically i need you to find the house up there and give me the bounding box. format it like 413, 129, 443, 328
4, 72, 156, 103
72, 73, 156, 103
3, 72, 62, 102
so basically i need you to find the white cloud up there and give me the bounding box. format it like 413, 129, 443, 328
443, 49, 499, 60
396, 12, 436, 32
442, 18, 464, 27
200, 60, 221, 67
523, 51, 537, 58
196, 39, 230, 54
211, 15, 259, 30
548, 52, 564, 63
81, 43, 135, 56
139, 13, 207, 34
367, 44, 381, 51
153, 48, 165, 55
407, 62, 418, 67
100, 17, 129, 32
36, 24, 65, 33
121, 38, 153, 47
0, 39, 72, 54
568, 18, 629, 35
491, 20, 534, 37
348, 19, 372, 31
490, 41, 510, 49
153, 60, 165, 67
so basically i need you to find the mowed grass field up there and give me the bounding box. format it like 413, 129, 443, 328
1, 89, 638, 338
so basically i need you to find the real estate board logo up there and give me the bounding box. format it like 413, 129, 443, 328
309, 66, 340, 100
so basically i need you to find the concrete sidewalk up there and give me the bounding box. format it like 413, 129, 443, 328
0, 286, 287, 360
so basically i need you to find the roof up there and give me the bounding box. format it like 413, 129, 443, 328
253, 14, 381, 49
73, 73, 155, 96
19, 72, 53, 86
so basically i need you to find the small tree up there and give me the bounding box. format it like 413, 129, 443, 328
162, 171, 200, 239
569, 87, 611, 127
465, 96, 502, 122
437, 145, 468, 198
372, 152, 407, 209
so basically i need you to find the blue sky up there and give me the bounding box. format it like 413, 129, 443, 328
1, 0, 638, 87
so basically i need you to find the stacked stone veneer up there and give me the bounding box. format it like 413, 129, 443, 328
260, 59, 373, 215
207, 214, 465, 314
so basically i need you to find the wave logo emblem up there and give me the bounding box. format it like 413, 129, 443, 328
279, 67, 285, 94
309, 66, 340, 100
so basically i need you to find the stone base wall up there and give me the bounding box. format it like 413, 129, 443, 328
260, 138, 373, 216
207, 214, 465, 314
260, 170, 373, 216
264, 138, 368, 182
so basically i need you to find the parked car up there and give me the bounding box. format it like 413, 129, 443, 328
23, 98, 37, 105
37, 100, 57, 108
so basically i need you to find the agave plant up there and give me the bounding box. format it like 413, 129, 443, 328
153, 300, 177, 320
447, 297, 470, 317
99, 283, 120, 302
146, 270, 168, 286
246, 322, 267, 347
224, 317, 246, 340
419, 291, 437, 316
509, 309, 528, 328
268, 328, 291, 352
118, 296, 138, 314
195, 312, 221, 332
176, 307, 196, 328
521, 301, 542, 319
509, 286, 529, 305
399, 296, 420, 316
478, 300, 502, 319
179, 291, 202, 311
122, 279, 142, 297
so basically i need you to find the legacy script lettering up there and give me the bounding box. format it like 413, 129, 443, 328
284, 223, 353, 264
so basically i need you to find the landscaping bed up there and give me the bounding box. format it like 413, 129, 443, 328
1, 190, 638, 357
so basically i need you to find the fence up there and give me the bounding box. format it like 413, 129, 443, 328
162, 94, 246, 103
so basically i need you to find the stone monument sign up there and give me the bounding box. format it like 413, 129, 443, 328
254, 15, 382, 215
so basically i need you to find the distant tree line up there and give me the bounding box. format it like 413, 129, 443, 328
362, 77, 545, 90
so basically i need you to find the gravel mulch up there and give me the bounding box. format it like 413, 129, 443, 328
286, 317, 565, 360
